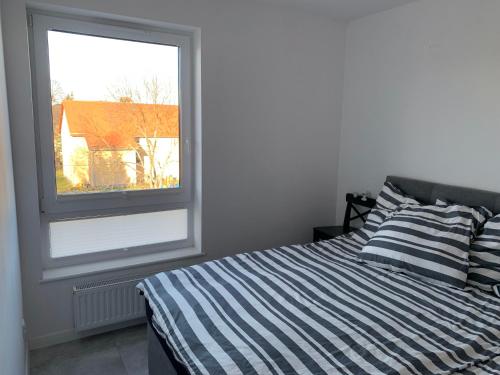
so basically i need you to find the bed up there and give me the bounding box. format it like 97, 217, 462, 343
138, 176, 500, 375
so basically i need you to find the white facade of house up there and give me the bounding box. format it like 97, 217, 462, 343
60, 112, 89, 186
60, 112, 180, 189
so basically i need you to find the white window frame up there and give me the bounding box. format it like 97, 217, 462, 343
28, 10, 196, 269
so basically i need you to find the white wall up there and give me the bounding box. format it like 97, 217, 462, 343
0, 4, 26, 374
2, 0, 346, 347
337, 0, 500, 222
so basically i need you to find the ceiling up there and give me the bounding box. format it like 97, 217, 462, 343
262, 0, 418, 21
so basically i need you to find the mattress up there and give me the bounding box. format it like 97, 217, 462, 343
138, 230, 500, 375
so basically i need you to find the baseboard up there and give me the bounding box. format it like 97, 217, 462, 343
25, 345, 29, 375
23, 318, 30, 374
28, 317, 146, 350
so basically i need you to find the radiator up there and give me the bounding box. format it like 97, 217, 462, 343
73, 276, 146, 331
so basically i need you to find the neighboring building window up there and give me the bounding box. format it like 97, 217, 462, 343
29, 11, 196, 268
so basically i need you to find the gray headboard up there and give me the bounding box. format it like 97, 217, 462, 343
386, 176, 500, 215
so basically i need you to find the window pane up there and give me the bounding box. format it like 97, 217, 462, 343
49, 209, 188, 258
48, 31, 180, 195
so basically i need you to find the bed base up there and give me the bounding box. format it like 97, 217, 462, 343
146, 301, 190, 375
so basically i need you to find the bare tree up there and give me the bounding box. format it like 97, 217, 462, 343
51, 80, 68, 174
51, 80, 65, 105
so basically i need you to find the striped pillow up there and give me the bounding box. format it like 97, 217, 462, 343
375, 182, 420, 211
435, 198, 492, 235
359, 204, 479, 289
356, 182, 420, 243
355, 208, 394, 243
468, 215, 500, 295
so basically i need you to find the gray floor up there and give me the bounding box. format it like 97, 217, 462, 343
30, 324, 148, 375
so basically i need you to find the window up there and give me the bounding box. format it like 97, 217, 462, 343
29, 11, 196, 269
48, 31, 181, 195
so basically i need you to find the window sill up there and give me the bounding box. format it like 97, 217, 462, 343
41, 247, 204, 283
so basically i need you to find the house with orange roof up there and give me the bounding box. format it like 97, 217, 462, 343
58, 100, 180, 189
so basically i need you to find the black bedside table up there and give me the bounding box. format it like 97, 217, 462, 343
313, 193, 376, 242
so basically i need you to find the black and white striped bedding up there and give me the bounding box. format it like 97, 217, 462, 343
469, 215, 500, 294
375, 182, 420, 211
359, 204, 484, 289
435, 199, 493, 237
356, 208, 393, 241
138, 231, 500, 375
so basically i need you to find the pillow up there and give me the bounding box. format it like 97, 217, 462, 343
356, 182, 420, 242
435, 198, 448, 206
375, 182, 420, 211
355, 208, 394, 243
468, 215, 500, 295
434, 198, 492, 234
359, 204, 480, 289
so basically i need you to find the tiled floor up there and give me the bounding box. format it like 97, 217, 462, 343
30, 324, 148, 375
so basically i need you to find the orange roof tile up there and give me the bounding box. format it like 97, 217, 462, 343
60, 100, 179, 151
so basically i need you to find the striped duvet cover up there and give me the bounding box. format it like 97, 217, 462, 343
138, 230, 500, 375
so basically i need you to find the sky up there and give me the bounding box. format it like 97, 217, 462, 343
48, 31, 179, 104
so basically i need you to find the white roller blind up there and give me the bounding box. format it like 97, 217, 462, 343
49, 209, 188, 258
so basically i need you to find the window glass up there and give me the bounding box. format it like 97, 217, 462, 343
48, 31, 180, 195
